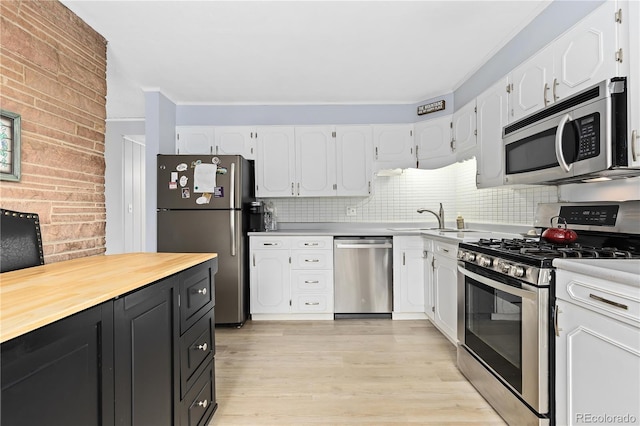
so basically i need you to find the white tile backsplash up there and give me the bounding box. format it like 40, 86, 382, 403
262, 159, 559, 226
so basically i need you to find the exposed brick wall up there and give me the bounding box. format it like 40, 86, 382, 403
0, 0, 107, 263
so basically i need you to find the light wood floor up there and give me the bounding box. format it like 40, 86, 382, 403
209, 319, 506, 425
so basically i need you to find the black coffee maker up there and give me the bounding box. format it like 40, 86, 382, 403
248, 201, 265, 232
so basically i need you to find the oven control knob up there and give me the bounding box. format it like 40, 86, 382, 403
511, 265, 525, 278
498, 261, 510, 273
457, 250, 466, 260
464, 252, 476, 262
478, 256, 492, 267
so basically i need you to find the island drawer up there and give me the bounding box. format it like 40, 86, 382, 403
180, 362, 216, 426
180, 307, 215, 398
180, 261, 215, 333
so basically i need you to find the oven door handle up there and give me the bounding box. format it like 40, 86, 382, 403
458, 266, 538, 300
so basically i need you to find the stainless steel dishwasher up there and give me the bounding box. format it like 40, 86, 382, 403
334, 237, 393, 318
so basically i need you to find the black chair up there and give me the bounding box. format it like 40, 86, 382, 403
0, 208, 45, 273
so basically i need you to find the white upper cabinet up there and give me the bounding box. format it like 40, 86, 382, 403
176, 126, 256, 158
175, 126, 215, 154
255, 126, 296, 197
373, 124, 415, 170
335, 125, 373, 196
295, 126, 336, 197
476, 77, 510, 189
452, 100, 477, 161
415, 114, 453, 169
256, 125, 374, 198
553, 0, 620, 100
214, 126, 256, 159
509, 1, 621, 122
509, 46, 554, 122
627, 0, 640, 167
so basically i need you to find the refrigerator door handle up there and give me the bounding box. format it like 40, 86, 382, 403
230, 210, 236, 257
230, 161, 237, 256
230, 161, 236, 209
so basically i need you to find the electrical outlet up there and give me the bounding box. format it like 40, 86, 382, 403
346, 207, 357, 216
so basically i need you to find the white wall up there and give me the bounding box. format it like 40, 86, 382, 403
263, 160, 560, 226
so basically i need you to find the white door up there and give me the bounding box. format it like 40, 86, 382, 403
415, 115, 453, 169
373, 124, 415, 170
122, 136, 145, 253
433, 254, 458, 344
476, 77, 510, 188
175, 126, 215, 154
295, 126, 336, 197
555, 300, 640, 426
250, 249, 291, 314
453, 100, 477, 161
255, 126, 296, 197
335, 125, 373, 196
553, 0, 619, 101
626, 0, 640, 167
393, 237, 425, 313
214, 126, 256, 159
424, 248, 434, 320
509, 45, 554, 122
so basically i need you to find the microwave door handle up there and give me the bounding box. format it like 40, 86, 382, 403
555, 113, 573, 173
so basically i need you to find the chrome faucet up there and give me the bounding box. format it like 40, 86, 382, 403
417, 203, 445, 229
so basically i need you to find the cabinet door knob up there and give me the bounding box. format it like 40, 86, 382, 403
197, 399, 208, 408
196, 288, 207, 295
195, 343, 208, 351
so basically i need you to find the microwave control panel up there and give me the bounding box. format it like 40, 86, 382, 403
576, 113, 600, 160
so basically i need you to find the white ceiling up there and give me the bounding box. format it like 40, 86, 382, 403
60, 1, 551, 119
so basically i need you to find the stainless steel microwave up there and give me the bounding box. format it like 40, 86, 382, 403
502, 77, 639, 185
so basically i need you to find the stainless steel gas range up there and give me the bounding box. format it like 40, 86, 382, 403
456, 201, 640, 426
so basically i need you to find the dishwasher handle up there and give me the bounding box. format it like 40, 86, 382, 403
335, 243, 393, 249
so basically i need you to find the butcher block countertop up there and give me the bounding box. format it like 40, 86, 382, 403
0, 252, 217, 344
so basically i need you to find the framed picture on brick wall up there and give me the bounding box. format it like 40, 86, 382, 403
0, 109, 21, 181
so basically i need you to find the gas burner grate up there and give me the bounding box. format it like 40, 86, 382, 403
472, 238, 639, 260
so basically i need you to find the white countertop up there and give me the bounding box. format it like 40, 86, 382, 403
553, 259, 640, 287
249, 222, 525, 243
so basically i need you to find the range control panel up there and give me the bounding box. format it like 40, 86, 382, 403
559, 205, 619, 226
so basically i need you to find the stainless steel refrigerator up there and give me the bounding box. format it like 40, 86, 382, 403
157, 154, 254, 326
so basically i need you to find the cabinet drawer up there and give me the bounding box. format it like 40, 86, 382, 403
180, 262, 214, 333
291, 251, 333, 269
557, 272, 640, 326
434, 241, 457, 259
180, 361, 216, 426
292, 294, 332, 313
291, 270, 333, 293
180, 308, 214, 398
250, 237, 290, 250
290, 236, 333, 249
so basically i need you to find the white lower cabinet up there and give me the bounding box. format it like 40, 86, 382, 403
423, 238, 434, 321
555, 267, 640, 426
250, 236, 333, 319
392, 236, 426, 319
555, 299, 640, 426
250, 238, 290, 314
430, 239, 459, 344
